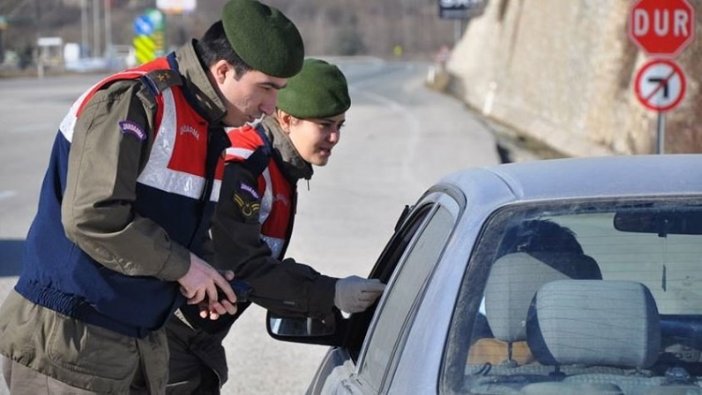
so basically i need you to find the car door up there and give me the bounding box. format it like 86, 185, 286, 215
318, 188, 463, 394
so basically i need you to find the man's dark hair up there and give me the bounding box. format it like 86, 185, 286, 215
495, 219, 603, 281
497, 219, 584, 257
195, 21, 252, 77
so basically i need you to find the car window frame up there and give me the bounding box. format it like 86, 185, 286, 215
339, 203, 435, 362
441, 199, 606, 393
352, 190, 462, 393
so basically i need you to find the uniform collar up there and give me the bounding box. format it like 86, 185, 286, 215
261, 116, 313, 181
174, 40, 227, 123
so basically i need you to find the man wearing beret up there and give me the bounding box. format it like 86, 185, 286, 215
165, 58, 386, 393
0, 0, 304, 393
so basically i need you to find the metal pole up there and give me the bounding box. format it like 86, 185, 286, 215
81, 0, 88, 57
105, 0, 112, 61
34, 0, 41, 36
35, 0, 41, 78
454, 19, 461, 44
656, 112, 665, 154
92, 0, 101, 57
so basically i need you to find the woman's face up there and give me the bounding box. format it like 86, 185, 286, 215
281, 112, 346, 166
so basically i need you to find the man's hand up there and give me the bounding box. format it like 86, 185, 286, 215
178, 253, 238, 318
334, 276, 386, 314
198, 271, 239, 320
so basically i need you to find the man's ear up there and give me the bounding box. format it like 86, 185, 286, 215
211, 60, 231, 85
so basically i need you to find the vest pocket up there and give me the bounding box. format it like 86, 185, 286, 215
46, 314, 139, 381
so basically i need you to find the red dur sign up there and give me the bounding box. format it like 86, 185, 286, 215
628, 0, 695, 58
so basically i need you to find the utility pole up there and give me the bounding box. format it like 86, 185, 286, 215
105, 0, 112, 59
34, 0, 41, 36
81, 0, 88, 57
92, 0, 101, 57
454, 20, 462, 43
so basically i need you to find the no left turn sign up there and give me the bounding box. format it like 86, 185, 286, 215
634, 59, 686, 112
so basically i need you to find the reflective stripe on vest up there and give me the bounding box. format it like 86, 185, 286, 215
136, 88, 221, 202
60, 69, 222, 203
225, 125, 292, 259
59, 70, 151, 144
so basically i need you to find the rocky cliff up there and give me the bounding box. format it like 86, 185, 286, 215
447, 0, 701, 156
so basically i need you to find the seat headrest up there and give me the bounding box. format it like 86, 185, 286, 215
484, 252, 602, 342
526, 280, 661, 368
485, 253, 571, 342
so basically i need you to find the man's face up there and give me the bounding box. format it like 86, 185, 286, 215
213, 62, 288, 127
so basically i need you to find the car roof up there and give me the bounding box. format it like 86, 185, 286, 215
440, 154, 702, 204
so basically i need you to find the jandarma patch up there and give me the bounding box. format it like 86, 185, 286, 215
119, 120, 146, 141
239, 182, 260, 199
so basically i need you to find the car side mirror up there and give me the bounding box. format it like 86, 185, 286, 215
269, 315, 335, 337
266, 310, 346, 346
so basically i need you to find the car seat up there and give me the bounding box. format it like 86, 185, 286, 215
521, 279, 660, 394
467, 251, 602, 365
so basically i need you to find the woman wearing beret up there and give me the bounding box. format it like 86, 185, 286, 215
0, 0, 306, 393
165, 58, 386, 393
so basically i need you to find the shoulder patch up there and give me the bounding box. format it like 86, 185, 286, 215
239, 182, 260, 200
233, 193, 260, 220
233, 181, 261, 221
119, 120, 147, 141
144, 69, 183, 93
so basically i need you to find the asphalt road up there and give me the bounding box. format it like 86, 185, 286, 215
0, 57, 499, 394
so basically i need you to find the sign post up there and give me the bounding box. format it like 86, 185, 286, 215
634, 59, 687, 153
132, 9, 166, 65
438, 0, 485, 19
438, 0, 485, 43
0, 16, 6, 64
627, 0, 695, 154
157, 0, 196, 14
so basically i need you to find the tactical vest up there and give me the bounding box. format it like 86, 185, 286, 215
224, 124, 296, 259
15, 54, 228, 338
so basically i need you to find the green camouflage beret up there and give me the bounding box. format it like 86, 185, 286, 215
222, 0, 304, 78
277, 58, 351, 119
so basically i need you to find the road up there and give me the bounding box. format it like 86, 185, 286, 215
0, 57, 499, 394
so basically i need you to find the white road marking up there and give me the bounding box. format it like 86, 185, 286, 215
0, 191, 17, 200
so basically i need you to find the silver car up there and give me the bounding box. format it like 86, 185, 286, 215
269, 154, 702, 395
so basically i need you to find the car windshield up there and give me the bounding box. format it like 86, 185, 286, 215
445, 197, 702, 394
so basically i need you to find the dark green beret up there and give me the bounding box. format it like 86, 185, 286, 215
222, 0, 304, 78
277, 58, 351, 119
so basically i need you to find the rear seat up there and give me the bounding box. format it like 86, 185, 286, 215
523, 279, 661, 394
468, 251, 602, 365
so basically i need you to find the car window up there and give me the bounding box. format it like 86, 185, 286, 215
359, 199, 457, 392
442, 198, 702, 394
342, 203, 434, 361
